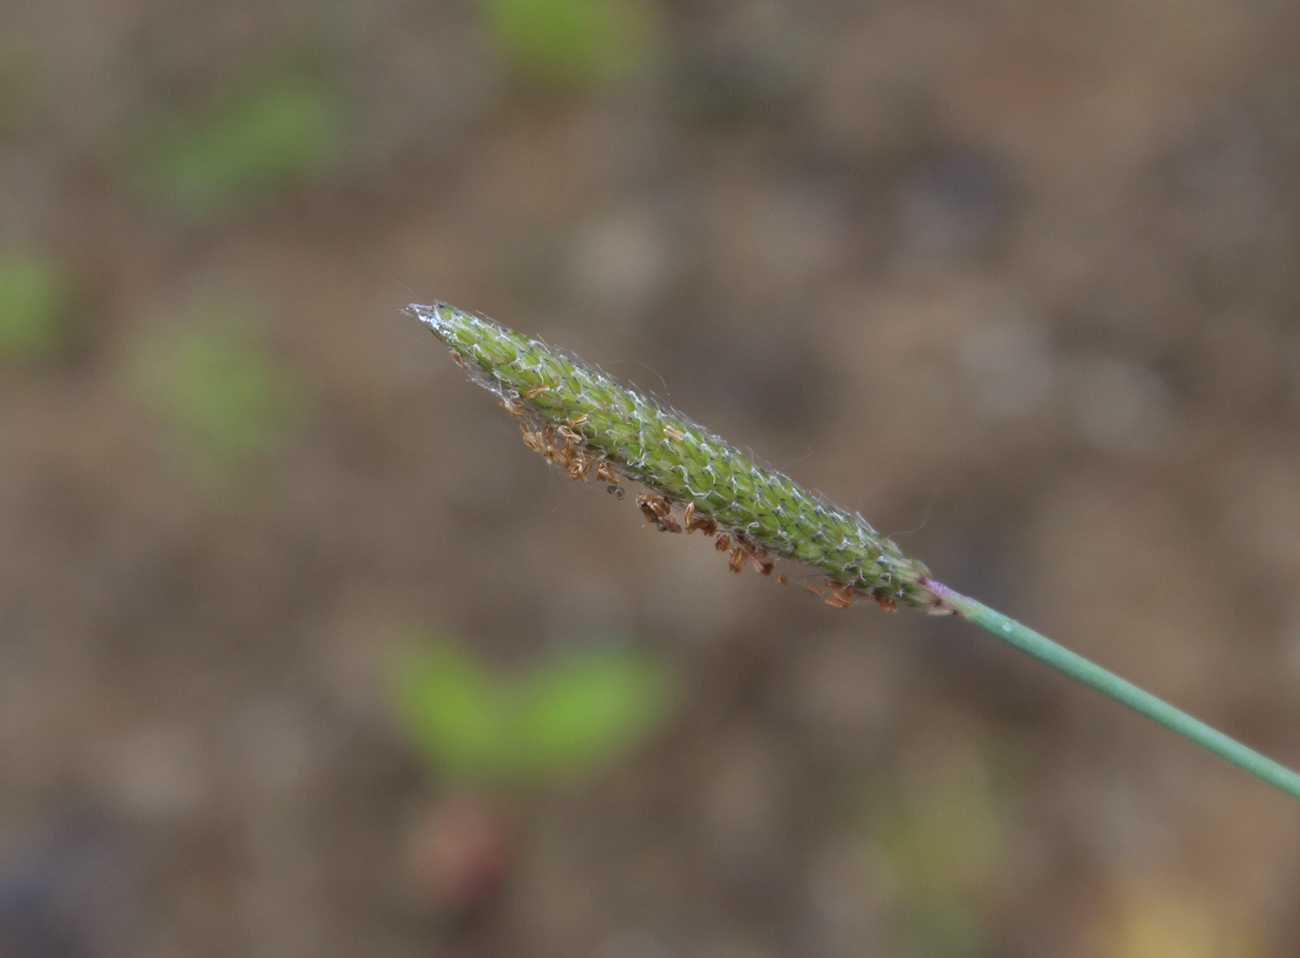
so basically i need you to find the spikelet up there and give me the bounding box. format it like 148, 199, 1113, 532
409, 302, 948, 612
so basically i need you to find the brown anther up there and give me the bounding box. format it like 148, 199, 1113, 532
663, 426, 685, 441
775, 574, 788, 586
638, 496, 681, 533
825, 582, 858, 609
749, 552, 775, 576
557, 425, 581, 442
522, 384, 551, 400
450, 351, 470, 370
728, 545, 750, 574
874, 594, 898, 612
542, 441, 568, 465
521, 426, 547, 455
715, 534, 731, 552
568, 415, 588, 428
637, 494, 673, 519
636, 493, 681, 533
502, 398, 526, 418
595, 462, 619, 485
566, 450, 591, 482
683, 503, 718, 536
803, 584, 825, 596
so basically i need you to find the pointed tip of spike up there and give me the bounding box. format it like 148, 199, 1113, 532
406, 302, 441, 327
408, 302, 465, 347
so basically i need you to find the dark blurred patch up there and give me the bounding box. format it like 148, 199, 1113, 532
899, 152, 1006, 255
729, 335, 837, 432
667, 36, 805, 128
504, 228, 572, 312
0, 814, 136, 958
644, 305, 837, 433
1161, 109, 1271, 267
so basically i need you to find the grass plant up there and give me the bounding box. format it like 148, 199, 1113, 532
409, 301, 1300, 802
395, 640, 672, 784
131, 310, 308, 488
138, 75, 340, 222
481, 0, 654, 87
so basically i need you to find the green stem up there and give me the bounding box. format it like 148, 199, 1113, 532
928, 580, 1300, 801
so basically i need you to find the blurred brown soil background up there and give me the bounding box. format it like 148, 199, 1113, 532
1, 0, 1300, 955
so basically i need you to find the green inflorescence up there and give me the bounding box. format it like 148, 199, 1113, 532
409, 302, 946, 611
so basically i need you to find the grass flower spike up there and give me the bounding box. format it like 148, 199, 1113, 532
408, 301, 943, 611
410, 302, 1300, 802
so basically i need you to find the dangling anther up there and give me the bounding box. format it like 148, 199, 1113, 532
729, 545, 750, 573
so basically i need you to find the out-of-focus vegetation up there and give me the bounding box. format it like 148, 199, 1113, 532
868, 748, 1007, 957
395, 639, 673, 783
480, 0, 656, 87
1095, 883, 1265, 958
137, 75, 342, 222
129, 308, 309, 486
0, 252, 72, 363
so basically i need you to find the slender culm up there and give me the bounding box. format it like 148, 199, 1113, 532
410, 301, 1300, 802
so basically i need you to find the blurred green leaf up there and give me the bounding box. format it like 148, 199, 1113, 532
144, 77, 341, 221
481, 0, 654, 88
397, 645, 516, 779
516, 648, 671, 776
132, 313, 308, 481
394, 641, 673, 784
0, 253, 71, 363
